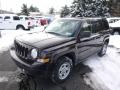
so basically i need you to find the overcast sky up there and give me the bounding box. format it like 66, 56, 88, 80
0, 0, 73, 13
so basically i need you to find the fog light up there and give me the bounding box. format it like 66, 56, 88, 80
37, 58, 49, 63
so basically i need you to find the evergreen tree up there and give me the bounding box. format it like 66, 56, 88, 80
21, 4, 29, 16
29, 5, 39, 12
60, 5, 70, 17
49, 7, 55, 14
71, 0, 110, 17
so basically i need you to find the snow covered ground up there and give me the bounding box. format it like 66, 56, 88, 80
0, 27, 44, 53
0, 28, 120, 90
83, 35, 120, 90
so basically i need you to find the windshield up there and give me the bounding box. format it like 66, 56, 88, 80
45, 19, 80, 37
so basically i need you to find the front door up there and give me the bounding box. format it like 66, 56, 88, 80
77, 21, 96, 62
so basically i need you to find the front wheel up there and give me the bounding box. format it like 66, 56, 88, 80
98, 42, 108, 57
50, 56, 73, 84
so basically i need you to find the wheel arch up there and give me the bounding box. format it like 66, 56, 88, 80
16, 24, 25, 29
104, 39, 109, 44
53, 52, 76, 66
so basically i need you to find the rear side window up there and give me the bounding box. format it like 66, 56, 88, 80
101, 19, 109, 30
91, 19, 109, 34
4, 16, 10, 20
91, 20, 102, 33
13, 16, 20, 20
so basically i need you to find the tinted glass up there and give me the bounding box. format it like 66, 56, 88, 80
80, 21, 91, 37
91, 20, 102, 33
4, 16, 10, 20
13, 16, 20, 20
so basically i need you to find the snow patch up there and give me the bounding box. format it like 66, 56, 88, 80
109, 35, 120, 49
0, 27, 43, 53
0, 77, 9, 82
83, 35, 120, 90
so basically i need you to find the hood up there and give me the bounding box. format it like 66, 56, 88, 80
15, 32, 75, 49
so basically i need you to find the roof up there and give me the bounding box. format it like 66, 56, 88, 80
59, 17, 106, 21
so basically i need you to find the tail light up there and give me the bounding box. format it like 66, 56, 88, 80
28, 22, 31, 25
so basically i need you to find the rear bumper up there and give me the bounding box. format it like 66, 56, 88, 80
10, 49, 51, 76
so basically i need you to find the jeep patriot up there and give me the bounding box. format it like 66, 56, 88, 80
10, 18, 110, 83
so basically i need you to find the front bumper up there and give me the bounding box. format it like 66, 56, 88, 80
10, 49, 51, 76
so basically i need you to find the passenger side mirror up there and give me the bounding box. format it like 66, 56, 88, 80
80, 31, 91, 38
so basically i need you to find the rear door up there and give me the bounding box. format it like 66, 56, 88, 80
90, 19, 103, 52
77, 20, 96, 61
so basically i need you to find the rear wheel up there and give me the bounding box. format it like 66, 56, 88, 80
113, 31, 120, 35
98, 42, 108, 57
16, 26, 25, 30
51, 56, 73, 84
112, 29, 120, 35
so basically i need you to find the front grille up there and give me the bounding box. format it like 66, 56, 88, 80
15, 40, 31, 59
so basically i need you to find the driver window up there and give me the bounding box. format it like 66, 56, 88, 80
80, 21, 91, 38
4, 16, 10, 20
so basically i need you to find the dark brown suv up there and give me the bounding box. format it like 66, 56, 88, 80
10, 18, 110, 83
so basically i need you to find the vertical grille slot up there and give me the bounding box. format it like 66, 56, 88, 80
15, 41, 30, 59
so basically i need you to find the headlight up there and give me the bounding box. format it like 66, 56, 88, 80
31, 49, 38, 59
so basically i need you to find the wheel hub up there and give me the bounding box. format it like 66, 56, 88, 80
58, 62, 71, 80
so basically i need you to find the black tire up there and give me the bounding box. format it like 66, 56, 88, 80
98, 42, 108, 57
51, 56, 73, 84
113, 31, 120, 35
16, 25, 25, 30
18, 73, 37, 90
111, 29, 120, 35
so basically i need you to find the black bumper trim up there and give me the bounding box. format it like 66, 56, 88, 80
10, 50, 50, 76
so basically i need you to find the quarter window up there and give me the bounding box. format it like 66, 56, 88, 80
91, 20, 102, 33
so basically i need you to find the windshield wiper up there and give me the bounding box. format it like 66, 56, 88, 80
47, 32, 61, 36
